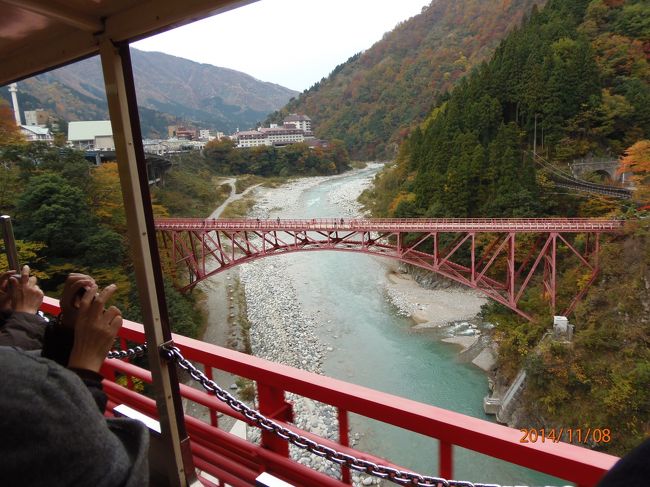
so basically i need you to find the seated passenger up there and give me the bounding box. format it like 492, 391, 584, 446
0, 268, 97, 354
0, 278, 149, 486
0, 266, 46, 350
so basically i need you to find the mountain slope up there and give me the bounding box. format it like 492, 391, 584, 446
1, 48, 297, 137
268, 0, 545, 160
362, 0, 650, 455
366, 0, 649, 220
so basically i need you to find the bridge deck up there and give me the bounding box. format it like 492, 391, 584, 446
155, 217, 625, 233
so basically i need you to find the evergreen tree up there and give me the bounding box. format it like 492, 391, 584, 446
373, 0, 648, 220
15, 174, 93, 258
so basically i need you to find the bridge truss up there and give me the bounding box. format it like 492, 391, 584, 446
155, 218, 624, 321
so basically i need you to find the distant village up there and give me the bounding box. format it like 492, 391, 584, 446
7, 82, 325, 156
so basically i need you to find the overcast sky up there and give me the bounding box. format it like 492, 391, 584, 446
133, 0, 429, 92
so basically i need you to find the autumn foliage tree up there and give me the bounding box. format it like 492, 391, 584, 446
619, 140, 650, 204
88, 162, 127, 233
0, 101, 24, 146
203, 140, 350, 176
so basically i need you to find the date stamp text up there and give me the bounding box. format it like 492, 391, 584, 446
519, 428, 611, 444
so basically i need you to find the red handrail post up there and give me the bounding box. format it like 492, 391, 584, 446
338, 408, 351, 484
204, 366, 218, 428
120, 336, 135, 390
257, 383, 292, 458
439, 440, 453, 479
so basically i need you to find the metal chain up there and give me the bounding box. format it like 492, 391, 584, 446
155, 343, 502, 487
107, 343, 148, 360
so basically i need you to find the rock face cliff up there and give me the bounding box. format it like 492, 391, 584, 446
1, 48, 297, 137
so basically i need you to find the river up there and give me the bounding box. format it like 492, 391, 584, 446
239, 165, 564, 486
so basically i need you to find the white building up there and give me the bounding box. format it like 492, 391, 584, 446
283, 114, 312, 134
234, 126, 306, 148
235, 130, 272, 148
24, 109, 49, 127
199, 129, 211, 140
198, 129, 223, 141
142, 139, 170, 155
19, 125, 53, 143
143, 138, 205, 154
260, 127, 305, 145
67, 120, 114, 150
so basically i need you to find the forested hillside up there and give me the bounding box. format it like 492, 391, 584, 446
366, 0, 649, 219
359, 0, 649, 455
524, 218, 650, 456
0, 48, 297, 137
0, 104, 224, 337
0, 100, 350, 337
267, 0, 544, 160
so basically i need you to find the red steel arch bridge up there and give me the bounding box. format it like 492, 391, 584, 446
155, 218, 624, 321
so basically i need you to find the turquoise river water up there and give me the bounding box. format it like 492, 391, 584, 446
272, 166, 565, 486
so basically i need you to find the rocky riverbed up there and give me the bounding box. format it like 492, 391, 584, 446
185, 158, 569, 487
239, 167, 381, 485
186, 163, 506, 486
384, 268, 487, 327
223, 164, 493, 485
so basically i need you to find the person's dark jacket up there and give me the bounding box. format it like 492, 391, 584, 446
0, 310, 107, 409
0, 347, 149, 486
597, 437, 650, 487
0, 309, 46, 350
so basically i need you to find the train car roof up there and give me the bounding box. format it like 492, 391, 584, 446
0, 0, 255, 85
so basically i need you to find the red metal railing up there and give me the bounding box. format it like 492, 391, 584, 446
155, 217, 625, 233
41, 297, 618, 486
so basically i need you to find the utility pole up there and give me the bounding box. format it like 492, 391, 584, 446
533, 113, 538, 156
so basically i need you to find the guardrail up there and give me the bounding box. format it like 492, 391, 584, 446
154, 217, 626, 233
41, 297, 618, 486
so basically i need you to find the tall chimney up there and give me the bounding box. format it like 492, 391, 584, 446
8, 83, 21, 126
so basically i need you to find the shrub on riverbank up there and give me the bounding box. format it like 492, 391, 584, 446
221, 196, 256, 218
234, 174, 291, 193
204, 139, 351, 176
486, 219, 650, 456
151, 153, 231, 218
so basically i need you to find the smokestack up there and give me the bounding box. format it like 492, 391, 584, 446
8, 83, 21, 126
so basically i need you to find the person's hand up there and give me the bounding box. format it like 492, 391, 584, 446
0, 270, 16, 311
59, 273, 96, 330
67, 283, 122, 373
8, 265, 43, 314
